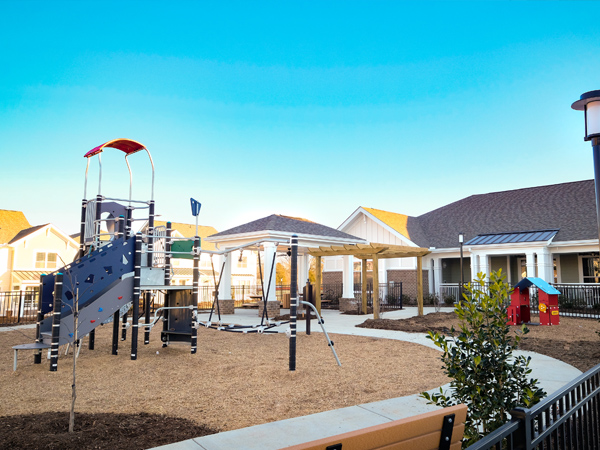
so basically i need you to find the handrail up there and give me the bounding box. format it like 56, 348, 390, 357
299, 300, 341, 366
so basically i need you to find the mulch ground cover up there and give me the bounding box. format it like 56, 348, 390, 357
0, 412, 217, 450
358, 310, 600, 372
0, 321, 447, 450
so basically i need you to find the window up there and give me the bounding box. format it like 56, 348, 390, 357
237, 257, 248, 269
35, 252, 58, 269
582, 255, 600, 283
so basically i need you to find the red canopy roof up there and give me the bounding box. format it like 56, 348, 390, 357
84, 139, 146, 158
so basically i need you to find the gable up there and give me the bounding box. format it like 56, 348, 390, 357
362, 207, 411, 240
0, 210, 31, 244
341, 210, 415, 247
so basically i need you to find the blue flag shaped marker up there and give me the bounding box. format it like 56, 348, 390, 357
190, 198, 202, 217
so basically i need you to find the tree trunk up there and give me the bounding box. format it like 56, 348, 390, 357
69, 298, 78, 433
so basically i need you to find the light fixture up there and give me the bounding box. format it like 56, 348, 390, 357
572, 90, 600, 141
458, 232, 464, 244
572, 90, 600, 254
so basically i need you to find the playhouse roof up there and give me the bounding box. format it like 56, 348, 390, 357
513, 277, 561, 295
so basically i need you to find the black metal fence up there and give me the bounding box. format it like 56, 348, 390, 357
441, 282, 600, 319
350, 282, 404, 311
465, 362, 600, 449
0, 290, 39, 325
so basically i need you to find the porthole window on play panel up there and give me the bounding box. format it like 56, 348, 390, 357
35, 252, 58, 269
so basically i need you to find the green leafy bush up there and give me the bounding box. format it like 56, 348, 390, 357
423, 293, 438, 306
385, 294, 399, 306
443, 294, 456, 305
401, 294, 413, 305
420, 270, 546, 447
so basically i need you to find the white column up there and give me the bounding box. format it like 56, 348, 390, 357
433, 257, 442, 296
480, 253, 490, 280
299, 253, 310, 286
470, 252, 480, 280
342, 255, 354, 298
526, 251, 536, 278
428, 258, 435, 294
263, 242, 277, 302
537, 248, 553, 282
379, 258, 387, 283
220, 252, 232, 300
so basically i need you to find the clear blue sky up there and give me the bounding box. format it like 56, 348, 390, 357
1, 1, 600, 235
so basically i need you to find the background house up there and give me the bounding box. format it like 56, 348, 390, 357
324, 180, 599, 300
0, 209, 79, 293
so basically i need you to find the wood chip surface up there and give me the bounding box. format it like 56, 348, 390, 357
1, 325, 447, 431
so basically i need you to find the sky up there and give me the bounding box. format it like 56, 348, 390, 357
1, 1, 600, 236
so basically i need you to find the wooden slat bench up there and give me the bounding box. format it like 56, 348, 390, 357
282, 404, 467, 450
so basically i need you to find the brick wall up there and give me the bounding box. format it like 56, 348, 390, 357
387, 270, 429, 299
217, 299, 235, 315
323, 272, 342, 284
259, 301, 280, 319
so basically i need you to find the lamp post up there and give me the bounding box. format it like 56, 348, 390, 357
459, 232, 464, 302
572, 90, 600, 253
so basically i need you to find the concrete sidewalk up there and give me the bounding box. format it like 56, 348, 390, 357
152, 307, 582, 450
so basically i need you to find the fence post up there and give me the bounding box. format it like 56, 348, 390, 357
509, 407, 532, 450
17, 290, 23, 323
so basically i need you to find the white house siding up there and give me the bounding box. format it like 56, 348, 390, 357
0, 247, 11, 291
344, 218, 409, 248
323, 211, 420, 292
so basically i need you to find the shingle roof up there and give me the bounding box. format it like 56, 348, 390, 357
0, 210, 31, 244
8, 224, 48, 244
209, 214, 362, 241
406, 180, 597, 249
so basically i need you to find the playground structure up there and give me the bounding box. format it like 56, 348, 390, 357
507, 277, 560, 326
13, 138, 339, 372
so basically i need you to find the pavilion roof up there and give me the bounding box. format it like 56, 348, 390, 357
307, 243, 430, 259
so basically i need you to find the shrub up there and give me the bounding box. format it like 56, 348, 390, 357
422, 293, 438, 306
420, 270, 546, 447
558, 295, 573, 310
443, 294, 456, 306
401, 294, 413, 305
385, 294, 399, 306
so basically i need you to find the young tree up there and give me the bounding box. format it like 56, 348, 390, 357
421, 270, 546, 447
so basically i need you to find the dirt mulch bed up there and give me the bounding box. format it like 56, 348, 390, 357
358, 311, 600, 372
0, 323, 447, 449
0, 412, 217, 450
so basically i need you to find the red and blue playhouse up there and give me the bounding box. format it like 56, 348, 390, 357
507, 277, 561, 327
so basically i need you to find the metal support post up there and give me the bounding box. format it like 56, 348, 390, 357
593, 137, 600, 254
49, 273, 63, 372
131, 233, 142, 360
289, 235, 298, 371
191, 237, 199, 354
34, 274, 45, 364
162, 222, 172, 347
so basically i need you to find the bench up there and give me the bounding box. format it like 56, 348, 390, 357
282, 404, 467, 450
12, 342, 51, 371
